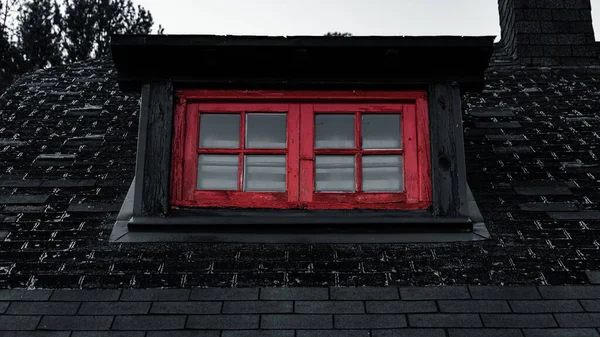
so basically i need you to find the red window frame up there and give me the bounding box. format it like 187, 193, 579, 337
171, 90, 432, 210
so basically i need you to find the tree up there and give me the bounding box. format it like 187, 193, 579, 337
62, 0, 157, 62
0, 0, 25, 95
325, 32, 352, 37
17, 0, 62, 71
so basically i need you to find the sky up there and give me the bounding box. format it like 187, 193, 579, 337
136, 0, 600, 41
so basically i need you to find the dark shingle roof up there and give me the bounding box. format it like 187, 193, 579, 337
1, 46, 600, 288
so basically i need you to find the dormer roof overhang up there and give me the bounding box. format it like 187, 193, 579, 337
111, 34, 496, 92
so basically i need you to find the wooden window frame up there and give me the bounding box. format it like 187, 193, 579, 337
171, 90, 431, 210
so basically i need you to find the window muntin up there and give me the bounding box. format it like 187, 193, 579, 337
172, 91, 431, 210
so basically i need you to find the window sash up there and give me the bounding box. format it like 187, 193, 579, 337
171, 90, 431, 210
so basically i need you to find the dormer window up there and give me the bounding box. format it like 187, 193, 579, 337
171, 90, 431, 210
110, 34, 494, 230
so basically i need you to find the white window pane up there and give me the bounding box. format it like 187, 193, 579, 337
244, 155, 286, 191
315, 114, 354, 148
197, 155, 238, 190
199, 114, 240, 148
362, 155, 403, 192
246, 113, 287, 149
362, 114, 402, 149
315, 155, 355, 192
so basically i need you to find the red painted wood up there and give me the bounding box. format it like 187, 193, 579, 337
171, 90, 432, 211
178, 90, 427, 102
403, 104, 419, 203
238, 111, 246, 191
416, 97, 432, 204
287, 104, 301, 203
183, 103, 199, 200
299, 103, 315, 204
198, 149, 287, 154
170, 94, 186, 203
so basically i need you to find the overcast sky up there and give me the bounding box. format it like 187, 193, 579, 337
136, 0, 600, 40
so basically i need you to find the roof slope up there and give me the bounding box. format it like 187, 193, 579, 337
1, 49, 600, 288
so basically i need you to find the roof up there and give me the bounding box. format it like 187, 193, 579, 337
1, 43, 600, 289
111, 34, 495, 92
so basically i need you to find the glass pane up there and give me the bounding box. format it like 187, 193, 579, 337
315, 114, 354, 148
199, 114, 240, 148
362, 155, 403, 192
246, 113, 287, 149
362, 114, 402, 149
315, 155, 355, 192
244, 155, 286, 191
197, 155, 238, 190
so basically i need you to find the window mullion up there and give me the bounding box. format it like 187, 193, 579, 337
238, 111, 246, 191
355, 111, 362, 192
299, 103, 315, 203
287, 104, 301, 203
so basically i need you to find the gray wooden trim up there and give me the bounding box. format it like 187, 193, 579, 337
428, 81, 468, 217
132, 84, 150, 216
133, 80, 174, 216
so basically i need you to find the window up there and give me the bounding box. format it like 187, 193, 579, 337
171, 90, 431, 210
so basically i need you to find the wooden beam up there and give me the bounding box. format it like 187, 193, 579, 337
133, 80, 174, 216
428, 81, 468, 217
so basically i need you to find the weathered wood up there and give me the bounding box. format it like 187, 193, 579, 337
136, 80, 174, 216
428, 82, 468, 217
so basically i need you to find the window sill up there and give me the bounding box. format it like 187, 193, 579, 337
110, 178, 489, 243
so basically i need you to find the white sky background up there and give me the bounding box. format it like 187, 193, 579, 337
136, 0, 600, 40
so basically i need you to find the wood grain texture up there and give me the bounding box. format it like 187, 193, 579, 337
141, 80, 174, 216
428, 82, 466, 216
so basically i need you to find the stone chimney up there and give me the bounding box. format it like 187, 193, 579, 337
498, 0, 598, 66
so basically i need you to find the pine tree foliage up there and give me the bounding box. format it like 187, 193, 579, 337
17, 0, 62, 70
325, 32, 352, 37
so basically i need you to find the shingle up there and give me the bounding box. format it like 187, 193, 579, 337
71, 333, 146, 337
518, 202, 578, 212
295, 301, 365, 313
539, 286, 600, 299
40, 179, 97, 188
334, 314, 406, 329
150, 301, 221, 314
522, 328, 600, 337
6, 301, 80, 315
555, 313, 600, 327
481, 314, 557, 328
190, 288, 258, 301
0, 290, 51, 301
372, 329, 446, 337
120, 289, 190, 301
400, 287, 470, 300
260, 288, 328, 300
509, 300, 584, 313
0, 179, 43, 188
0, 333, 71, 337
186, 315, 259, 329
222, 331, 294, 337
298, 330, 370, 337
66, 203, 122, 213
469, 109, 516, 117
409, 314, 482, 328
474, 122, 522, 129
586, 272, 600, 285
469, 286, 541, 299
439, 300, 511, 313
0, 195, 49, 205
447, 329, 524, 337
147, 332, 219, 337
50, 289, 121, 301
78, 302, 151, 315
580, 300, 600, 311
366, 300, 437, 313
0, 316, 41, 330
0, 302, 8, 314
261, 314, 332, 329
513, 183, 572, 196
547, 212, 600, 220
112, 315, 186, 330
222, 300, 292, 313
330, 287, 398, 300
38, 316, 113, 331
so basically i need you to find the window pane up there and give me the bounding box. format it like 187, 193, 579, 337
197, 155, 238, 190
199, 114, 240, 148
315, 155, 355, 191
246, 113, 287, 149
362, 114, 402, 149
315, 114, 354, 148
244, 155, 286, 191
362, 155, 403, 192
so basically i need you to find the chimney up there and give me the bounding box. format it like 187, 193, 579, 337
498, 0, 598, 66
